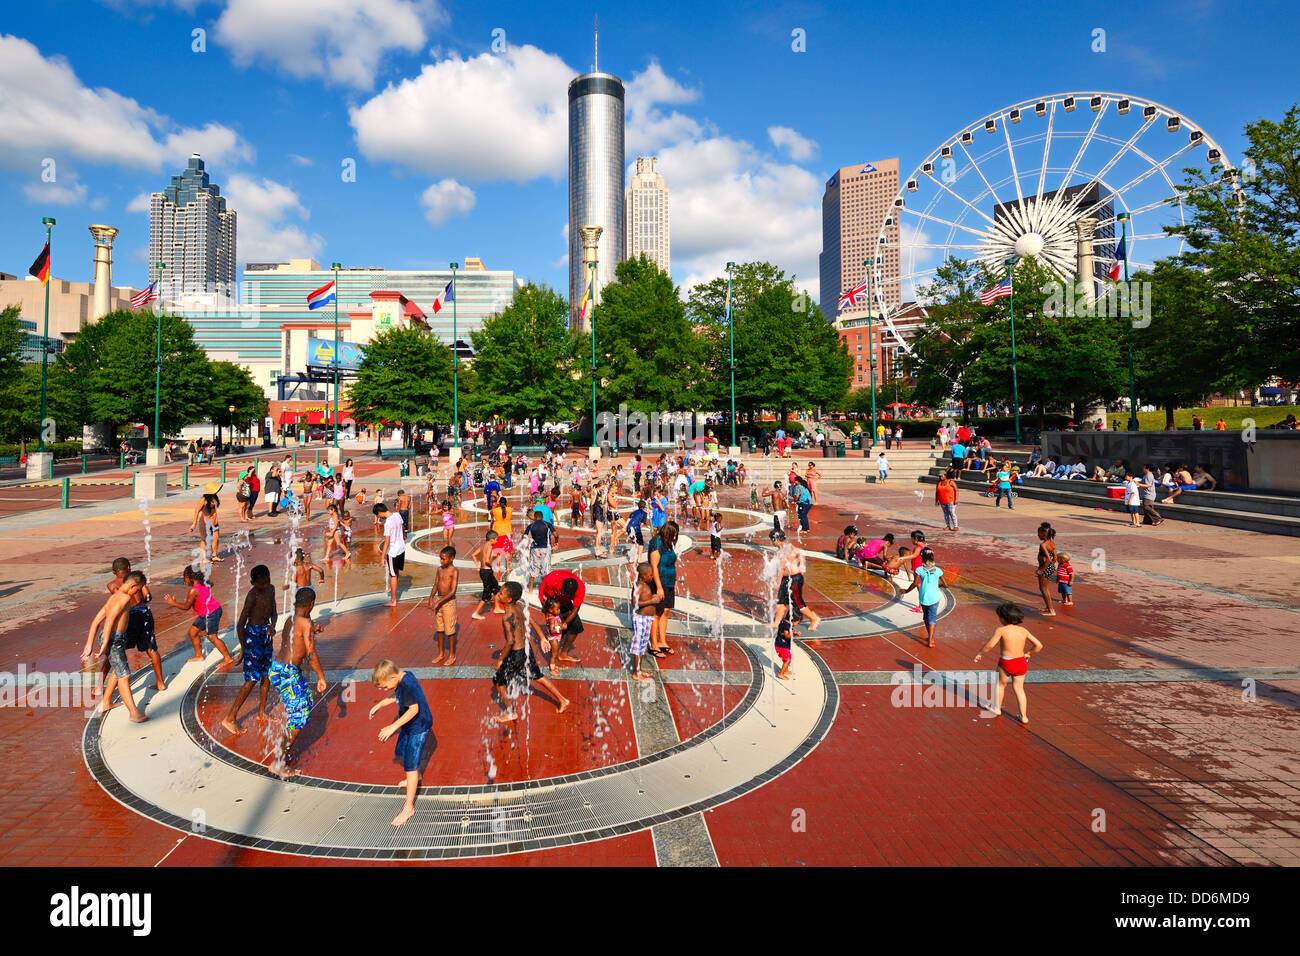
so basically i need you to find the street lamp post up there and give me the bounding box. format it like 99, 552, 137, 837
1005, 257, 1022, 444
331, 261, 341, 449
862, 259, 877, 448
1117, 212, 1139, 431
228, 404, 236, 448
725, 261, 736, 449
153, 261, 165, 449
450, 262, 459, 449
37, 217, 55, 453
589, 260, 597, 450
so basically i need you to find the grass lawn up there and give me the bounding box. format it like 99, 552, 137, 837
1132, 406, 1296, 431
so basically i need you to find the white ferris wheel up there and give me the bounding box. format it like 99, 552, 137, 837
871, 92, 1243, 353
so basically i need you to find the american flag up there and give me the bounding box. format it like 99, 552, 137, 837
838, 281, 869, 311
979, 277, 1012, 305
130, 281, 159, 311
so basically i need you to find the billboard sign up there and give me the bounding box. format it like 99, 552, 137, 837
307, 337, 364, 372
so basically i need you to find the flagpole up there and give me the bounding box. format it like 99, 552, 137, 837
331, 261, 341, 449
37, 218, 55, 453
1005, 257, 1021, 444
725, 261, 736, 448
450, 262, 459, 448
1118, 213, 1138, 431
862, 259, 877, 448
154, 262, 165, 449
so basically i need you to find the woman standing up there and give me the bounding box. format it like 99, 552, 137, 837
264, 463, 282, 517
591, 480, 609, 557
343, 458, 355, 499
935, 468, 959, 531
492, 496, 514, 540
805, 461, 822, 505
648, 520, 679, 658
1035, 523, 1058, 616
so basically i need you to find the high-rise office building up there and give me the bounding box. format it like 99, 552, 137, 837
149, 153, 237, 301
625, 156, 670, 273
819, 159, 900, 324
568, 70, 625, 331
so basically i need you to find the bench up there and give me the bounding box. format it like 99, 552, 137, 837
379, 449, 418, 458
511, 446, 545, 455
0, 456, 18, 467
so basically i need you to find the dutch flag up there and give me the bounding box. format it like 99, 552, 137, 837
307, 280, 336, 310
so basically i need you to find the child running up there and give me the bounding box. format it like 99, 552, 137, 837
973, 602, 1044, 725
165, 566, 237, 670
221, 564, 278, 734
492, 581, 570, 724
428, 546, 459, 665
774, 611, 798, 681
370, 659, 433, 827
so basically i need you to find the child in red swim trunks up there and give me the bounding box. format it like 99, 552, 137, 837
973, 602, 1043, 725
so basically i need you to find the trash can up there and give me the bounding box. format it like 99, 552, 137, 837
822, 442, 833, 458
836, 440, 846, 458
399, 458, 410, 477
851, 433, 862, 450
740, 436, 751, 454
600, 440, 612, 459
473, 446, 482, 462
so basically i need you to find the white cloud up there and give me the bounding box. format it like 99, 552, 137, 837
767, 126, 818, 162
223, 174, 325, 262
419, 178, 475, 228
214, 0, 444, 90
126, 192, 151, 213
287, 153, 315, 167
22, 178, 88, 206
351, 43, 571, 182
551, 222, 569, 269
660, 136, 823, 304
0, 35, 251, 173
163, 122, 255, 167
625, 61, 703, 155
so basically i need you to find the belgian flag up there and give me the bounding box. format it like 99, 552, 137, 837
29, 243, 50, 286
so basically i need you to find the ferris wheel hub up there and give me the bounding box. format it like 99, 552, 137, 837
1014, 232, 1046, 258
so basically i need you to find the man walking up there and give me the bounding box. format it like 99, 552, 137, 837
1139, 465, 1164, 526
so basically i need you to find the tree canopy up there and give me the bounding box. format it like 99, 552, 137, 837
346, 325, 455, 445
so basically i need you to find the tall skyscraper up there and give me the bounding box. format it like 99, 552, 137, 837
149, 153, 237, 301
568, 68, 625, 331
625, 156, 670, 273
818, 159, 900, 324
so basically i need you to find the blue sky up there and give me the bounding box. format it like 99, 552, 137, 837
1, 0, 1296, 305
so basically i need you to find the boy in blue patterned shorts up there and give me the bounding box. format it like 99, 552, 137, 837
221, 565, 278, 735
370, 659, 433, 827
268, 586, 327, 778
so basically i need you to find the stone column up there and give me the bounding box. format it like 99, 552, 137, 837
1073, 218, 1098, 306
577, 225, 603, 334
88, 225, 119, 320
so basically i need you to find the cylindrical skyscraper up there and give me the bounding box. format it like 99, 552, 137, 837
568, 71, 625, 331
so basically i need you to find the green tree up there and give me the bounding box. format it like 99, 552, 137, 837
1169, 104, 1300, 384
346, 326, 454, 448
0, 305, 22, 384
908, 258, 993, 418
591, 254, 706, 415
83, 310, 212, 440
466, 282, 587, 435
207, 360, 269, 448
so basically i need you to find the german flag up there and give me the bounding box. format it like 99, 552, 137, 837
29, 243, 50, 286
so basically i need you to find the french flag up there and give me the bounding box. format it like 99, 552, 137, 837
1107, 235, 1126, 282
307, 280, 336, 310
432, 279, 454, 313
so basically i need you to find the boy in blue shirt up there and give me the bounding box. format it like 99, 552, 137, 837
370, 659, 433, 827
901, 548, 944, 647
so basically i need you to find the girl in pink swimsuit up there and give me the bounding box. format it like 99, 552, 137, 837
164, 567, 236, 668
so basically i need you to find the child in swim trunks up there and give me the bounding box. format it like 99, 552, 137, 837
973, 602, 1044, 725
1056, 553, 1075, 606
428, 546, 459, 666
268, 586, 327, 777
774, 613, 798, 681
84, 571, 150, 722
285, 548, 326, 591
629, 562, 661, 682
470, 531, 502, 621
492, 582, 569, 724
371, 658, 433, 827
222, 564, 278, 734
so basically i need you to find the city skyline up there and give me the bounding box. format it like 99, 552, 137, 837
1, 1, 1297, 311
